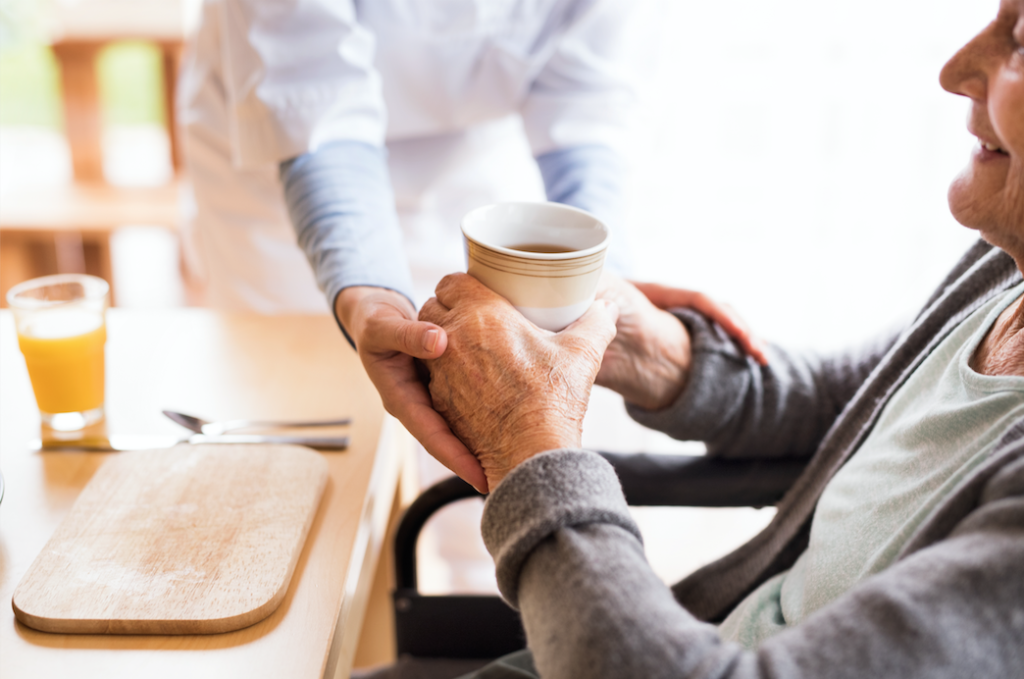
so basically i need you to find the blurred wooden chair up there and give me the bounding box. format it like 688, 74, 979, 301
0, 0, 194, 307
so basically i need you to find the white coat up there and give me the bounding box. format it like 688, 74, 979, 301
177, 0, 641, 312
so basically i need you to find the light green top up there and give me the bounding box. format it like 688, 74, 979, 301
719, 283, 1024, 649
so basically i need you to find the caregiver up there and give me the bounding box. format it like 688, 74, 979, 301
177, 0, 763, 494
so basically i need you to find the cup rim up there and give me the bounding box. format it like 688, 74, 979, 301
6, 274, 110, 310
461, 201, 609, 260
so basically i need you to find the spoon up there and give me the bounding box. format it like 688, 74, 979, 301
163, 410, 352, 437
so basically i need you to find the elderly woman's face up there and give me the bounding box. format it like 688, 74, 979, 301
941, 0, 1024, 250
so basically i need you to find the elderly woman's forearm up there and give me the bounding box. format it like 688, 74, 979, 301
626, 309, 898, 459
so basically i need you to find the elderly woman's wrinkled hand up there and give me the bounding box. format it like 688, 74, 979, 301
594, 274, 693, 410
420, 274, 619, 492
594, 274, 766, 411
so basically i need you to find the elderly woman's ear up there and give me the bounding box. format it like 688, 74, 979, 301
419, 273, 618, 491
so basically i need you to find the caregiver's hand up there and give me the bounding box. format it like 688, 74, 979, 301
634, 279, 768, 365
336, 286, 487, 493
420, 274, 619, 492
595, 275, 767, 411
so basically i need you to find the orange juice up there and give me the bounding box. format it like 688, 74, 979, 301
17, 310, 106, 414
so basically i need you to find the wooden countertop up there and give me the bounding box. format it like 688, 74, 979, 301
0, 309, 409, 678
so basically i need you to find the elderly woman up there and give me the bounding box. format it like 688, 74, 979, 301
417, 1, 1024, 677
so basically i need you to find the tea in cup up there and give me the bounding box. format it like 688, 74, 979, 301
7, 274, 109, 432
461, 202, 609, 331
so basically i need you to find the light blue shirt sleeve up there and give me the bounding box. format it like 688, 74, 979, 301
279, 140, 414, 346
536, 144, 633, 275
280, 140, 630, 348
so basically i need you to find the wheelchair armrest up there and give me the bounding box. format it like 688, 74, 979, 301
395, 452, 806, 590
392, 452, 806, 659
604, 452, 806, 507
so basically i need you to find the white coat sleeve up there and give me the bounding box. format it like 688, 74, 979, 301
219, 0, 387, 167
520, 0, 642, 157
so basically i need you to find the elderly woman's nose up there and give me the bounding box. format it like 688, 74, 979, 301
940, 45, 981, 98
940, 24, 996, 99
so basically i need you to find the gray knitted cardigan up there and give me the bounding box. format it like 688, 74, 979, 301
481, 240, 1024, 679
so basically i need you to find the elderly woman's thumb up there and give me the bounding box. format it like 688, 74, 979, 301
558, 299, 619, 353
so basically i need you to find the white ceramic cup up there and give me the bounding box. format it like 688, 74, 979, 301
461, 202, 609, 332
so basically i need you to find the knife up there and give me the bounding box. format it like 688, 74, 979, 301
34, 433, 350, 452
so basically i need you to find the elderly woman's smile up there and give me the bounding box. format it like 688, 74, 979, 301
941, 0, 1024, 250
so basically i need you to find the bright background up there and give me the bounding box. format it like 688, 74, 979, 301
0, 0, 183, 307
623, 0, 991, 355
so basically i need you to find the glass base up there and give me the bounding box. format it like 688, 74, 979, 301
41, 406, 105, 433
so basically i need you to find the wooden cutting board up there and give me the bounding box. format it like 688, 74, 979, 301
12, 444, 328, 635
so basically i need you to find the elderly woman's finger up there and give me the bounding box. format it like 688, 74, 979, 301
633, 282, 769, 365
418, 297, 450, 327
435, 272, 506, 309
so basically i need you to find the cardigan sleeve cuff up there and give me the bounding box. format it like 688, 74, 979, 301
626, 309, 759, 444
482, 449, 641, 608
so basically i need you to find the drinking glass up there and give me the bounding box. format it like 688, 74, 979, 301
7, 274, 109, 432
